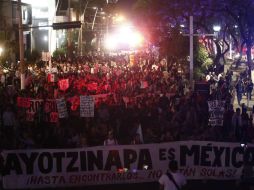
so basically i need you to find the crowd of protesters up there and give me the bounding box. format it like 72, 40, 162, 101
0, 50, 253, 150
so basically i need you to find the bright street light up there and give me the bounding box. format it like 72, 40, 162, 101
213, 25, 221, 32
104, 23, 144, 50
114, 15, 125, 22
105, 35, 118, 50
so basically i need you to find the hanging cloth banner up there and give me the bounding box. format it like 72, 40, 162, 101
17, 97, 31, 108
2, 141, 250, 189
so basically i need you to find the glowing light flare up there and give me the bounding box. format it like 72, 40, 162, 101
104, 35, 118, 50
213, 25, 221, 32
117, 24, 132, 44
129, 32, 144, 47
0, 47, 3, 56
114, 15, 125, 23
104, 24, 144, 50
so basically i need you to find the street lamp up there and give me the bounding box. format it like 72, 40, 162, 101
92, 7, 98, 30
213, 25, 221, 55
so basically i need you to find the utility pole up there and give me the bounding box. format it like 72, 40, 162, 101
18, 0, 25, 90
189, 16, 194, 90
78, 0, 90, 56
92, 7, 98, 31
67, 0, 71, 58
184, 16, 215, 90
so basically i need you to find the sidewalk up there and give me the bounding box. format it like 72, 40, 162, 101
233, 93, 254, 112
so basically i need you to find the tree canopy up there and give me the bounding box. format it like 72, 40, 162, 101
132, 0, 254, 73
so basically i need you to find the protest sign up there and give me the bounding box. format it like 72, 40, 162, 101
80, 96, 94, 117
58, 79, 69, 91
56, 98, 68, 118
208, 100, 225, 126
26, 99, 43, 122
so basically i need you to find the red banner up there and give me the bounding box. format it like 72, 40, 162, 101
58, 79, 69, 91
47, 74, 57, 82
87, 82, 98, 91
17, 97, 31, 108
141, 81, 149, 89
69, 96, 80, 111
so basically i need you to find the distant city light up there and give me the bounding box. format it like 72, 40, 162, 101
180, 24, 185, 28
143, 165, 148, 170
213, 25, 221, 32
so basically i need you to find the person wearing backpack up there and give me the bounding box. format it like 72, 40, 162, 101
159, 160, 187, 190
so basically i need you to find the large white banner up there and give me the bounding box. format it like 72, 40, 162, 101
3, 141, 253, 189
